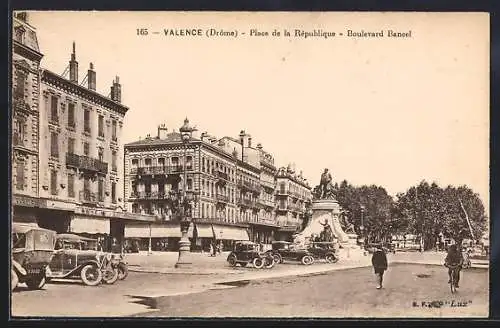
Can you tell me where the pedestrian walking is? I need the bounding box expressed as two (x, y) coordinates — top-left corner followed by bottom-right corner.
(371, 243), (388, 289)
(209, 243), (214, 257)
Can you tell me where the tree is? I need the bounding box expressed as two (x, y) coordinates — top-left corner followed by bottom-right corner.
(393, 181), (487, 250)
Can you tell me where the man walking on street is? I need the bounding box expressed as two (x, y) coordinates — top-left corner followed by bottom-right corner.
(371, 243), (388, 289)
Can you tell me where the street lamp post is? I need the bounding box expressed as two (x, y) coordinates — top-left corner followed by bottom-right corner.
(360, 205), (365, 252)
(175, 118), (197, 268)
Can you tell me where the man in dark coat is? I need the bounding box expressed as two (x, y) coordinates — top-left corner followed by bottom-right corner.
(319, 168), (332, 198)
(371, 243), (388, 289)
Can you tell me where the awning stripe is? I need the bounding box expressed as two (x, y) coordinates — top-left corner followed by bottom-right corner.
(70, 216), (110, 234)
(195, 224), (214, 238)
(212, 225), (249, 241)
(124, 223), (194, 238)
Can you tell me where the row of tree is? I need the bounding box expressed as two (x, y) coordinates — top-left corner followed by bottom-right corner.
(330, 180), (488, 250)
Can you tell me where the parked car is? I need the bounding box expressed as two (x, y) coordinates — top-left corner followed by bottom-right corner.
(267, 241), (314, 265)
(307, 242), (339, 263)
(48, 234), (119, 286)
(227, 241), (275, 269)
(12, 223), (57, 291)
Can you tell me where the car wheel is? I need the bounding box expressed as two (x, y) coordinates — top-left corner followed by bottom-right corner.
(272, 254), (282, 264)
(253, 257), (264, 269)
(301, 255), (310, 265)
(228, 255), (237, 267)
(11, 270), (18, 292)
(80, 264), (103, 286)
(264, 256), (275, 269)
(103, 268), (119, 284)
(117, 263), (129, 280)
(325, 253), (338, 263)
(26, 274), (46, 290)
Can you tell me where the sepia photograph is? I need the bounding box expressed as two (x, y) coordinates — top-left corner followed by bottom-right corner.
(10, 11), (490, 318)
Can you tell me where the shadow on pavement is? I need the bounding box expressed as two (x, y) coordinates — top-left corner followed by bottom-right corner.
(127, 295), (158, 309)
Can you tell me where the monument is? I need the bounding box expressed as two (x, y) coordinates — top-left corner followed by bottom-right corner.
(293, 169), (360, 251)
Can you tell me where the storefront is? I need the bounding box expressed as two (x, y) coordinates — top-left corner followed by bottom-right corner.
(212, 224), (250, 251)
(249, 222), (277, 248)
(11, 194), (42, 224)
(124, 222), (194, 251)
(193, 223), (215, 252)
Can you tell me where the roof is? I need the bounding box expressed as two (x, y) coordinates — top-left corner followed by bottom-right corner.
(56, 233), (97, 242)
(12, 223), (55, 234)
(125, 132), (195, 147)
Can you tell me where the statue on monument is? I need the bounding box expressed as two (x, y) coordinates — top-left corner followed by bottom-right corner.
(314, 168), (336, 200)
(319, 219), (334, 242)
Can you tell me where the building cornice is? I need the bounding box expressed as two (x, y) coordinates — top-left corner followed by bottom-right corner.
(41, 69), (129, 116)
(13, 41), (43, 62)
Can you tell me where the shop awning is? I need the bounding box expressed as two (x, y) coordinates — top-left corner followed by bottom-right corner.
(212, 225), (249, 241)
(124, 223), (194, 238)
(195, 224), (214, 238)
(70, 216), (110, 234)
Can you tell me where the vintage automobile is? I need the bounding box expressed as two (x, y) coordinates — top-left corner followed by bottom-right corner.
(307, 241), (339, 263)
(48, 234), (119, 286)
(227, 241), (275, 269)
(12, 223), (57, 291)
(267, 241), (314, 265)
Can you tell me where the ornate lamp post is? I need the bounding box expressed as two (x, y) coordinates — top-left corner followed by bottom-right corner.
(359, 205), (365, 251)
(175, 118), (197, 268)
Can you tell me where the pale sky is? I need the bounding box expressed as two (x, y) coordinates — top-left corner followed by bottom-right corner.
(24, 11), (490, 210)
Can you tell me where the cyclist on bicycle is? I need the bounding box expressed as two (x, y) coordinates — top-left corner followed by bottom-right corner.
(444, 244), (463, 288)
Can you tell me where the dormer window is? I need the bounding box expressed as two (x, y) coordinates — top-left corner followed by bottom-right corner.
(14, 26), (26, 43)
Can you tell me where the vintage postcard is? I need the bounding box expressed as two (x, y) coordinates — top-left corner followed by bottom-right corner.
(10, 11), (490, 318)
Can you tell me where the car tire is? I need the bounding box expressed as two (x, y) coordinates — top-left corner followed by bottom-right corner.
(25, 274), (46, 290)
(264, 256), (275, 269)
(228, 255), (237, 267)
(325, 253), (338, 264)
(103, 268), (119, 284)
(301, 255), (313, 265)
(117, 263), (129, 280)
(253, 257), (264, 269)
(80, 264), (103, 286)
(272, 254), (282, 264)
(11, 270), (18, 292)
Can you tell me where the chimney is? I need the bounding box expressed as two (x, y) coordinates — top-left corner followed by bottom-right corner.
(200, 132), (208, 141)
(157, 124), (168, 139)
(248, 136), (252, 148)
(110, 76), (122, 103)
(87, 63), (96, 91)
(256, 143), (263, 150)
(69, 42), (78, 83)
(239, 130), (246, 145)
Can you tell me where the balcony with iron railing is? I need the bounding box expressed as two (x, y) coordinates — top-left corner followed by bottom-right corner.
(66, 153), (108, 174)
(259, 198), (275, 208)
(216, 193), (230, 203)
(80, 190), (98, 205)
(129, 191), (171, 200)
(216, 170), (229, 182)
(276, 188), (289, 196)
(238, 180), (261, 194)
(288, 202), (304, 212)
(131, 165), (190, 176)
(260, 180), (275, 191)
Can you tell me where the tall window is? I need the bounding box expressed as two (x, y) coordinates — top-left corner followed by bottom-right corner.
(50, 170), (58, 195)
(84, 108), (90, 133)
(13, 118), (25, 146)
(112, 120), (117, 141)
(186, 156), (193, 170)
(98, 115), (104, 137)
(112, 151), (117, 172)
(67, 103), (75, 128)
(50, 132), (58, 158)
(68, 173), (75, 197)
(83, 142), (89, 156)
(111, 182), (116, 204)
(83, 176), (90, 191)
(50, 95), (58, 124)
(98, 147), (104, 162)
(14, 26), (25, 43)
(14, 70), (26, 99)
(16, 160), (25, 190)
(67, 138), (75, 154)
(98, 178), (104, 202)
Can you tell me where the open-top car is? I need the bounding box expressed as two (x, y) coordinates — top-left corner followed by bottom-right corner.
(227, 241), (275, 269)
(307, 241), (339, 263)
(267, 241), (314, 265)
(48, 234), (119, 286)
(12, 223), (57, 291)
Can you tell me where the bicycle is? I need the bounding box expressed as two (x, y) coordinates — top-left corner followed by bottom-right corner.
(447, 264), (461, 294)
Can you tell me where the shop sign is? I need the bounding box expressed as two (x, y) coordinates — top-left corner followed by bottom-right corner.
(12, 195), (43, 208)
